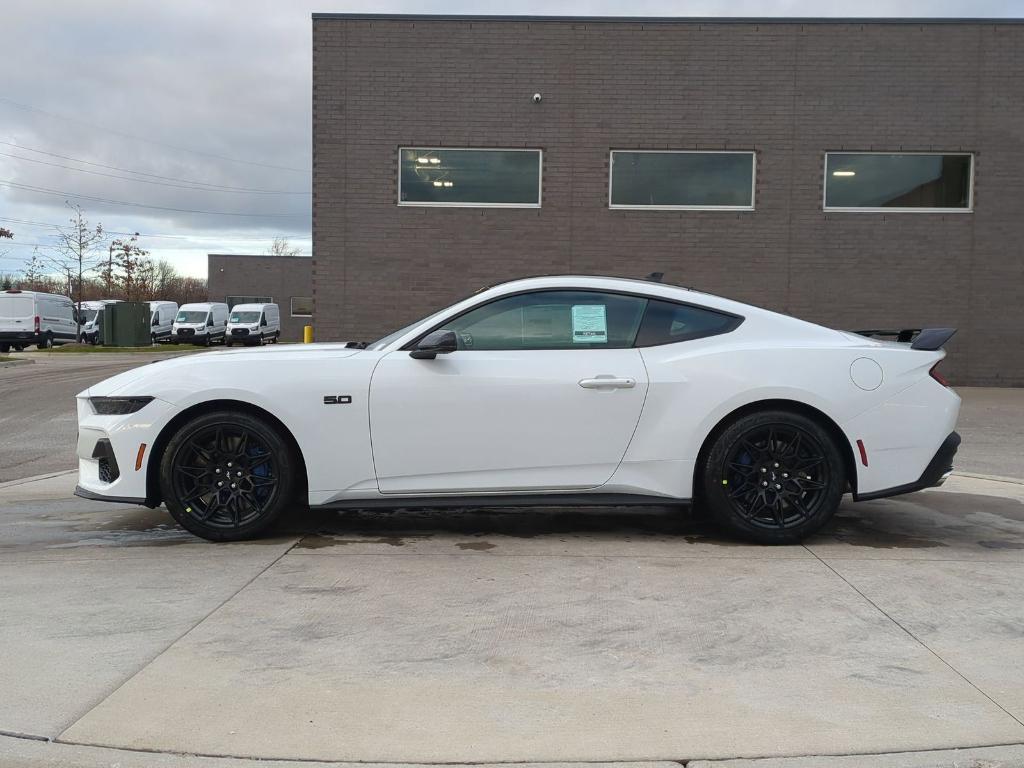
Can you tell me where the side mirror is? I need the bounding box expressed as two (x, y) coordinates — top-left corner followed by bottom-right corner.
(409, 329), (458, 359)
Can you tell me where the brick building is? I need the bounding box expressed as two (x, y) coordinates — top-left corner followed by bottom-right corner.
(312, 15), (1024, 385)
(207, 254), (313, 342)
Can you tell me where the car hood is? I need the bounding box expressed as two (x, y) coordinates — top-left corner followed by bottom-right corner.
(80, 343), (365, 399)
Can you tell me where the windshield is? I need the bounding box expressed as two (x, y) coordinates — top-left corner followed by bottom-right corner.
(366, 307), (450, 351)
(231, 311), (260, 324)
(176, 311), (209, 323)
(81, 309), (99, 322)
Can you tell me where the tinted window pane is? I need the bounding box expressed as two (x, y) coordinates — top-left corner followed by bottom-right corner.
(226, 295), (271, 309)
(635, 300), (740, 347)
(611, 152), (754, 208)
(400, 148), (541, 205)
(441, 291), (648, 350)
(290, 296), (313, 317)
(825, 154), (972, 209)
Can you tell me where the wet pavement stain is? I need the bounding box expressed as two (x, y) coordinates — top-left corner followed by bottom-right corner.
(296, 534), (423, 549)
(455, 541), (496, 551)
(824, 515), (948, 549)
(977, 540), (1024, 550)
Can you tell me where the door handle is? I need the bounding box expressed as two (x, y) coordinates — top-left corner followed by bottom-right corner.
(578, 376), (636, 390)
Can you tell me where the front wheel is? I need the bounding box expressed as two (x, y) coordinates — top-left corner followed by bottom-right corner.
(159, 411), (297, 541)
(37, 333), (53, 350)
(701, 410), (845, 544)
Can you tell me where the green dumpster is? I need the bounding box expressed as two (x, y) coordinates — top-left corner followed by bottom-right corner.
(101, 302), (152, 347)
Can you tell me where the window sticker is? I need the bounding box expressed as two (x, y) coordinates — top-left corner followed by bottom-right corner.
(572, 304), (608, 344)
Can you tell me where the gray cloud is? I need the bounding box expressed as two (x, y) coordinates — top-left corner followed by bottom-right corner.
(2, 0), (1018, 276)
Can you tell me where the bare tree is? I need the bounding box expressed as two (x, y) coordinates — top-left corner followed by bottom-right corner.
(267, 236), (301, 258)
(110, 233), (150, 302)
(21, 249), (45, 287)
(0, 227), (11, 264)
(56, 203), (104, 339)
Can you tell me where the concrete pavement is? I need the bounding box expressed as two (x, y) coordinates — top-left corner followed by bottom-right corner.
(2, 472), (1024, 764)
(0, 350), (193, 482)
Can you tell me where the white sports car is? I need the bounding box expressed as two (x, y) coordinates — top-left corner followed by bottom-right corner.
(75, 275), (961, 544)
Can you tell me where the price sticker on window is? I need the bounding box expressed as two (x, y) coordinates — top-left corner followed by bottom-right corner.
(572, 304), (608, 344)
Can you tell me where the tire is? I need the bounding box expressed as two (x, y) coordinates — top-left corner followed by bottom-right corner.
(270, 332), (279, 344)
(0, 343), (9, 354)
(202, 335), (211, 347)
(151, 334), (157, 345)
(226, 340), (234, 347)
(701, 410), (845, 545)
(37, 333), (53, 350)
(159, 410), (297, 541)
(13, 344), (24, 352)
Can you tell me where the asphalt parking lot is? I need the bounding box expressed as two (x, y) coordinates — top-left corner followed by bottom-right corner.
(2, 351), (1024, 767)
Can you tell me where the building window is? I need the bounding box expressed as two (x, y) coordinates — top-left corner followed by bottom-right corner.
(609, 151), (756, 210)
(291, 297), (313, 317)
(226, 295), (271, 309)
(398, 148), (542, 207)
(824, 153), (973, 212)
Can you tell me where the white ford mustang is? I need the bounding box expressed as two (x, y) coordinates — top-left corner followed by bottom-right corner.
(75, 275), (961, 544)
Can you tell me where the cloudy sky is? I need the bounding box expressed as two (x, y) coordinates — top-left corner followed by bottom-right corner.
(3, 0), (1020, 279)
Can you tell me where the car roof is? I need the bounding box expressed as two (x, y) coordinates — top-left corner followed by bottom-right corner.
(476, 275), (759, 317)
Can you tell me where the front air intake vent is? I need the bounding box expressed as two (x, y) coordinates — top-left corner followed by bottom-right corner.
(91, 439), (120, 484)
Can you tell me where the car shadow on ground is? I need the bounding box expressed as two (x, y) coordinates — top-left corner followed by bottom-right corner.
(270, 489), (1024, 553)
(14, 488), (1022, 552)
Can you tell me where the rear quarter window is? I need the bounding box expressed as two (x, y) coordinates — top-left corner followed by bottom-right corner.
(634, 299), (742, 347)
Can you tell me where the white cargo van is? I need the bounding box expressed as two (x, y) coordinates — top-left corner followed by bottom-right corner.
(226, 303), (281, 346)
(0, 290), (77, 351)
(77, 299), (121, 345)
(149, 301), (178, 343)
(172, 302), (229, 346)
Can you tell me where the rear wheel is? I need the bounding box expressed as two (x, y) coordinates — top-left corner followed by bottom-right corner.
(159, 411), (297, 541)
(701, 410), (845, 544)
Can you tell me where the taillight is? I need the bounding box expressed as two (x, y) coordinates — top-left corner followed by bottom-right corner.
(34, 315), (40, 333)
(930, 362), (951, 387)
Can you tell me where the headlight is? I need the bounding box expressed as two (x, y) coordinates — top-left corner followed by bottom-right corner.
(90, 396), (154, 415)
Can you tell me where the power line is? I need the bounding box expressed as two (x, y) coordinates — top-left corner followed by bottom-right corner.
(0, 179), (307, 218)
(0, 96), (310, 174)
(0, 216), (310, 242)
(0, 141), (309, 194)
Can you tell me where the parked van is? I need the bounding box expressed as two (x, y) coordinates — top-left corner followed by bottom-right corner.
(226, 303), (281, 346)
(0, 290), (77, 351)
(149, 301), (178, 343)
(77, 299), (121, 345)
(172, 302), (229, 346)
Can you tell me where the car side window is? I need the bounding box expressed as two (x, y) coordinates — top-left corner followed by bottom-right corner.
(440, 291), (648, 350)
(634, 299), (741, 347)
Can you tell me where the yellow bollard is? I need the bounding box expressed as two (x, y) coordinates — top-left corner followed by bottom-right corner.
(303, 325), (314, 344)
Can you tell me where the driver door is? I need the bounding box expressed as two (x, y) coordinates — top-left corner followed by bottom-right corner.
(368, 290), (650, 495)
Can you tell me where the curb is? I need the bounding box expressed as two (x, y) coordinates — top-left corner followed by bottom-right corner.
(0, 469), (76, 490)
(953, 471), (1024, 486)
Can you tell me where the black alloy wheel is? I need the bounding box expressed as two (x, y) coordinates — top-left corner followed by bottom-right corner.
(159, 411), (296, 541)
(702, 410), (845, 544)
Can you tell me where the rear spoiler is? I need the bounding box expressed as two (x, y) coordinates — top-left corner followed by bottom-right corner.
(853, 327), (957, 351)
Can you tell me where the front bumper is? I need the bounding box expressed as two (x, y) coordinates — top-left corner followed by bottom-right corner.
(76, 395), (177, 504)
(856, 432), (961, 501)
